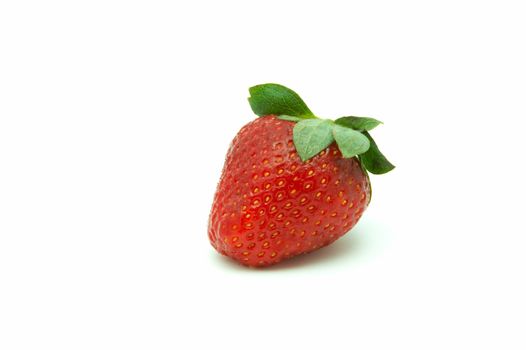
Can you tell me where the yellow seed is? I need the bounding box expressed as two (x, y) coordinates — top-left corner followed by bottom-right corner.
(301, 217), (308, 223)
(263, 171), (270, 177)
(264, 195), (271, 203)
(299, 197), (307, 204)
(322, 163), (328, 169)
(253, 174), (258, 180)
(232, 236), (239, 242)
(335, 180), (341, 185)
(304, 183), (312, 189)
(276, 213), (284, 220)
(338, 191), (344, 197)
(307, 170), (315, 176)
(245, 213), (251, 219)
(341, 199), (348, 206)
(253, 187), (259, 194)
(235, 243), (242, 248)
(311, 231), (317, 236)
(285, 220), (291, 226)
(269, 222), (276, 229)
(291, 164), (297, 170)
(277, 168), (284, 174)
(271, 231), (279, 238)
(284, 202), (292, 209)
(253, 199), (261, 206)
(331, 212), (337, 217)
(242, 251), (249, 256)
(263, 241), (270, 248)
(265, 183), (271, 189)
(300, 230), (306, 237)
(320, 150), (326, 156)
(321, 178), (327, 184)
(290, 189), (297, 195)
(315, 191), (322, 198)
(277, 180), (285, 186)
(257, 252), (265, 257)
(315, 220), (321, 226)
(349, 202), (354, 208)
(326, 195), (332, 202)
(263, 159), (269, 164)
(270, 252), (277, 258)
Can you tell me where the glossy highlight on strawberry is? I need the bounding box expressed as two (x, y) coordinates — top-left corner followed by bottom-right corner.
(208, 84), (394, 267)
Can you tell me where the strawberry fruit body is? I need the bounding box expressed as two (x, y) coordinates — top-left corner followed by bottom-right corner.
(208, 84), (394, 267)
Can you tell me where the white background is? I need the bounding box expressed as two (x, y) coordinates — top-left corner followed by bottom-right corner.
(1, 1), (525, 349)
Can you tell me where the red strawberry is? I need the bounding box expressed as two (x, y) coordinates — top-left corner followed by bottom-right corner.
(209, 84), (394, 267)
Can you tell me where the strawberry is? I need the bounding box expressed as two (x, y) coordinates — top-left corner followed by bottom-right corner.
(208, 84), (394, 267)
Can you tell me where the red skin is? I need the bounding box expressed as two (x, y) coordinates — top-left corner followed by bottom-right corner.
(208, 116), (371, 267)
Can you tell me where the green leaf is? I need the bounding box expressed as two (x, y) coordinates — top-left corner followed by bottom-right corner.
(248, 83), (314, 118)
(332, 124), (370, 158)
(335, 116), (382, 131)
(359, 131), (395, 174)
(293, 119), (334, 161)
(277, 115), (303, 122)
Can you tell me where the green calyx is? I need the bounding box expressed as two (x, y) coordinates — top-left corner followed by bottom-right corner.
(248, 83), (395, 175)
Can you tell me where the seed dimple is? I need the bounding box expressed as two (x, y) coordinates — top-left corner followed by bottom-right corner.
(341, 199), (348, 206)
(232, 236), (239, 242)
(271, 231), (279, 239)
(252, 174), (258, 180)
(263, 171), (270, 177)
(245, 213), (251, 219)
(252, 187), (259, 194)
(270, 252), (277, 258)
(235, 242), (243, 248)
(291, 164), (297, 171)
(319, 150), (326, 156)
(232, 225), (238, 230)
(289, 189), (297, 196)
(311, 231), (318, 236)
(299, 197), (308, 205)
(321, 178), (328, 184)
(315, 220), (321, 226)
(330, 212), (338, 217)
(258, 233), (266, 240)
(257, 251), (265, 257)
(268, 222), (276, 229)
(276, 213), (284, 220)
(335, 179), (341, 185)
(262, 241), (270, 248)
(269, 205), (277, 213)
(315, 191), (322, 199)
(263, 159), (269, 164)
(284, 201), (292, 209)
(326, 195), (332, 202)
(349, 202), (354, 208)
(277, 179), (285, 186)
(252, 199), (261, 207)
(284, 220), (291, 226)
(301, 217), (308, 223)
(276, 192), (285, 201)
(300, 230), (306, 237)
(244, 222), (253, 229)
(264, 195), (271, 203)
(322, 163), (328, 169)
(277, 168), (284, 174)
(247, 233), (255, 240)
(275, 155), (283, 163)
(242, 251), (249, 256)
(307, 170), (315, 176)
(338, 191), (344, 197)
